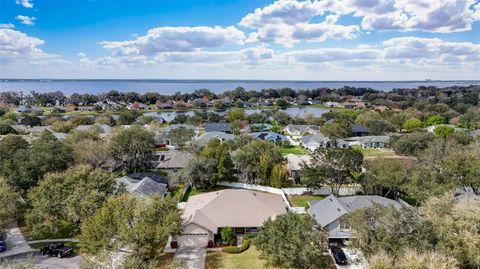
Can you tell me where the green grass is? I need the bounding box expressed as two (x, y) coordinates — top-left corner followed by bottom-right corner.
(205, 247), (335, 269)
(280, 145), (309, 155)
(352, 145), (396, 157)
(288, 195), (326, 208)
(181, 185), (229, 202)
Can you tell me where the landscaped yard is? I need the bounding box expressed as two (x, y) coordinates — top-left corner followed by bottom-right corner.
(205, 247), (275, 269)
(205, 247), (336, 269)
(288, 195), (326, 208)
(352, 145), (396, 157)
(180, 185), (229, 202)
(280, 145), (309, 155)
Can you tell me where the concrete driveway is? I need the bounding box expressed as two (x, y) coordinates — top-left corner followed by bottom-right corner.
(173, 247), (206, 269)
(332, 248), (366, 269)
(1, 252), (83, 269)
(0, 222), (34, 259)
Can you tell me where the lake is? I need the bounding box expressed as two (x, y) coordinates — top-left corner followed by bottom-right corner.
(144, 107), (330, 122)
(1, 80), (479, 95)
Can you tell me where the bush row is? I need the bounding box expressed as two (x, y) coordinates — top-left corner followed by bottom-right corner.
(222, 238), (250, 254)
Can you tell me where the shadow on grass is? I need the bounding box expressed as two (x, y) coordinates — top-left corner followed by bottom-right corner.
(205, 252), (224, 269)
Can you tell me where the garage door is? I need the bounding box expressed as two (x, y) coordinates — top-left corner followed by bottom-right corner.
(177, 234), (209, 247)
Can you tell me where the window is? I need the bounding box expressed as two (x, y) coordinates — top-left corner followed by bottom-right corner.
(339, 222), (351, 231)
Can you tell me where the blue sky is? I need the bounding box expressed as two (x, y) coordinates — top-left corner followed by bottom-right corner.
(0, 0), (479, 79)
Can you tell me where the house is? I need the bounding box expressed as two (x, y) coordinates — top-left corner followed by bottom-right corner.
(249, 132), (288, 143)
(17, 105), (42, 113)
(164, 124), (195, 133)
(344, 136), (391, 149)
(52, 132), (68, 140)
(324, 101), (340, 108)
(195, 131), (235, 144)
(308, 195), (403, 241)
(471, 129), (479, 139)
(116, 172), (168, 199)
(351, 124), (370, 136)
(250, 123), (273, 132)
(155, 149), (195, 172)
(28, 126), (53, 136)
(128, 102), (149, 110)
(204, 122), (231, 133)
(77, 106), (95, 112)
(285, 154), (311, 183)
(174, 189), (287, 247)
(74, 124), (112, 137)
(300, 133), (336, 151)
(283, 124), (319, 137)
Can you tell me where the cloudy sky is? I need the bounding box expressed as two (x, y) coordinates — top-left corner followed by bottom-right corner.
(0, 0), (479, 80)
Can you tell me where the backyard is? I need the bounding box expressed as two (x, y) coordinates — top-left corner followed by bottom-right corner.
(352, 145), (396, 157)
(280, 145), (309, 155)
(288, 195), (326, 208)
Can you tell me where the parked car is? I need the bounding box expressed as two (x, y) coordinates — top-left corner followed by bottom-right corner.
(0, 240), (6, 252)
(40, 243), (73, 258)
(331, 246), (348, 265)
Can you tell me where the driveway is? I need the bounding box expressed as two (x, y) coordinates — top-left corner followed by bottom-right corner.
(0, 222), (34, 259)
(332, 248), (366, 269)
(1, 252), (83, 269)
(173, 247), (206, 269)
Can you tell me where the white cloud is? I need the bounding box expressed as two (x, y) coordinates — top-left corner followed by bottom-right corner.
(239, 0), (360, 46)
(101, 26), (245, 56)
(15, 15), (36, 26)
(0, 23), (15, 29)
(15, 0), (33, 8)
(0, 29), (59, 63)
(345, 0), (480, 32)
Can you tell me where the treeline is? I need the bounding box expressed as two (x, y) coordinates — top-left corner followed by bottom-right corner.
(1, 85), (478, 108)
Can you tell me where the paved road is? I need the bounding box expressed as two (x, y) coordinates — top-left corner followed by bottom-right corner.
(0, 222), (34, 259)
(1, 252), (83, 269)
(173, 247), (206, 269)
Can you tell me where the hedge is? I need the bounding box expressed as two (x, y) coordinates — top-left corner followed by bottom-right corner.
(222, 238), (250, 254)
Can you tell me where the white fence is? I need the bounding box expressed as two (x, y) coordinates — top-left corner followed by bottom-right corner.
(282, 186), (360, 196)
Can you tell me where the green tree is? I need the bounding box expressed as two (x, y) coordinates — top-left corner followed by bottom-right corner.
(25, 166), (116, 238)
(65, 129), (111, 169)
(320, 120), (352, 139)
(234, 140), (284, 184)
(270, 164), (287, 188)
(180, 156), (217, 188)
(117, 110), (139, 125)
(301, 148), (363, 195)
(168, 127), (195, 148)
(254, 213), (324, 269)
(0, 177), (17, 234)
(0, 124), (17, 135)
(220, 226), (237, 246)
(424, 115), (446, 126)
(213, 100), (224, 109)
(275, 98), (289, 109)
(344, 204), (433, 257)
(110, 125), (156, 173)
(225, 108), (246, 123)
(367, 249), (458, 269)
(78, 195), (181, 267)
(363, 159), (409, 198)
(21, 115), (42, 127)
(402, 118), (422, 131)
(391, 132), (435, 156)
(200, 139), (235, 182)
(433, 125), (454, 138)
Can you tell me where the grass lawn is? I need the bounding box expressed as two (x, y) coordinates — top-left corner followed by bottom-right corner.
(156, 253), (175, 269)
(205, 247), (275, 269)
(280, 145), (309, 155)
(205, 247), (336, 269)
(181, 185), (229, 202)
(288, 195), (326, 208)
(352, 145), (396, 157)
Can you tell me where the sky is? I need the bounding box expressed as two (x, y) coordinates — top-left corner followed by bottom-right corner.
(0, 0), (479, 80)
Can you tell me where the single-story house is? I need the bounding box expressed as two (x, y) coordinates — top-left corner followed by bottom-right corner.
(285, 154), (311, 182)
(300, 133), (338, 151)
(52, 132), (68, 140)
(344, 136), (391, 149)
(249, 132), (288, 143)
(195, 131), (235, 144)
(28, 126), (53, 136)
(163, 124), (195, 133)
(77, 106), (95, 112)
(283, 124), (319, 137)
(17, 105), (42, 113)
(308, 195), (402, 240)
(204, 123), (231, 134)
(75, 124), (112, 137)
(174, 189), (287, 247)
(351, 124), (370, 137)
(155, 149), (195, 172)
(116, 172), (168, 199)
(249, 123), (273, 132)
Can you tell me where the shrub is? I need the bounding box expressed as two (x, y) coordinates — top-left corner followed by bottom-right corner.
(0, 125), (18, 135)
(220, 226), (237, 246)
(223, 238), (250, 254)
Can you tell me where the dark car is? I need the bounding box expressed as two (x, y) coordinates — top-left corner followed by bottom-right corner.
(40, 243), (73, 258)
(0, 240), (6, 252)
(331, 247), (348, 265)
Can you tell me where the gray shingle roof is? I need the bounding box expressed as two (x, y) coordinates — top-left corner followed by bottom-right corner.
(156, 150), (195, 169)
(195, 131), (235, 143)
(351, 124), (370, 134)
(308, 195), (402, 228)
(204, 122), (231, 133)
